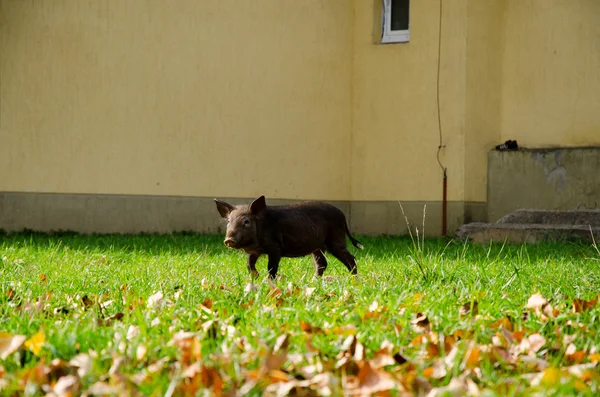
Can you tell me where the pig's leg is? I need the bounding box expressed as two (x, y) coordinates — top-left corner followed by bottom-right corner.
(267, 253), (282, 279)
(312, 250), (328, 277)
(328, 244), (358, 275)
(247, 254), (260, 279)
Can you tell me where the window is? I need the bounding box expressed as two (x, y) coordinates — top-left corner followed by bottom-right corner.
(381, 0), (410, 44)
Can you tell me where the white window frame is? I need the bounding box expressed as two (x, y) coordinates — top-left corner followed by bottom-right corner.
(381, 0), (410, 44)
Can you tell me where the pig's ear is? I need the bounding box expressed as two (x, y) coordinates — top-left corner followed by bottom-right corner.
(214, 199), (235, 218)
(250, 195), (266, 214)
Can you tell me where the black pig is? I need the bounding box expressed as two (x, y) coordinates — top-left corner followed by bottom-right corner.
(214, 195), (363, 279)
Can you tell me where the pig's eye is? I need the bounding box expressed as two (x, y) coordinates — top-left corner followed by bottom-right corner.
(243, 219), (251, 227)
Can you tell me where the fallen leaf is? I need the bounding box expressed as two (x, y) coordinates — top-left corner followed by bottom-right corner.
(0, 332), (26, 360)
(490, 317), (512, 331)
(491, 346), (515, 364)
(565, 343), (577, 356)
(526, 293), (548, 310)
(126, 325), (140, 341)
(460, 300), (479, 317)
(540, 367), (562, 386)
(528, 333), (546, 354)
(411, 313), (431, 332)
(147, 291), (164, 308)
(201, 297), (213, 310)
(100, 312), (124, 326)
(69, 353), (92, 377)
(303, 287), (316, 297)
(573, 298), (597, 313)
(300, 321), (323, 334)
(48, 375), (79, 396)
(24, 330), (45, 356)
(423, 360), (447, 380)
(39, 273), (47, 283)
(350, 360), (400, 394)
(466, 346), (481, 369)
(263, 334), (290, 373)
(567, 350), (587, 364)
(81, 295), (94, 309)
(147, 357), (170, 373)
(86, 381), (121, 395)
(136, 344), (147, 362)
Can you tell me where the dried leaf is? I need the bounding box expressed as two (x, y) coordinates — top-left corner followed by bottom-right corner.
(490, 317), (512, 331)
(303, 287), (316, 298)
(136, 344), (147, 362)
(49, 375), (79, 396)
(466, 347), (481, 369)
(540, 367), (562, 386)
(201, 297), (213, 310)
(300, 321), (323, 334)
(423, 360), (447, 380)
(567, 350), (587, 364)
(0, 332), (26, 360)
(526, 293), (548, 310)
(573, 298), (597, 313)
(100, 312), (124, 326)
(350, 361), (400, 394)
(411, 313), (431, 332)
(39, 273), (47, 283)
(460, 300), (479, 317)
(69, 353), (92, 377)
(81, 295), (94, 308)
(147, 291), (164, 308)
(264, 334), (290, 373)
(528, 333), (546, 354)
(126, 325), (140, 341)
(86, 381), (121, 395)
(147, 357), (170, 374)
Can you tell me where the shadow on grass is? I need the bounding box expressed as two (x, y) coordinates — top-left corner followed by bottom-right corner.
(0, 231), (597, 263)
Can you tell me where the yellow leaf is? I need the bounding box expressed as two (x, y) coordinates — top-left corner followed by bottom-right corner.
(24, 331), (45, 356)
(541, 367), (561, 386)
(589, 353), (600, 363)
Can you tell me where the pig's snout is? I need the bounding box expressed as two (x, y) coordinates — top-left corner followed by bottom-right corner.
(224, 237), (237, 248)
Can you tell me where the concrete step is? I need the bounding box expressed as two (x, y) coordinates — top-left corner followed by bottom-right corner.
(497, 209), (600, 227)
(456, 222), (600, 244)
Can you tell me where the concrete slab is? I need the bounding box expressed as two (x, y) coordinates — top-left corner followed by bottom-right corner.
(457, 208), (600, 244)
(457, 221), (600, 244)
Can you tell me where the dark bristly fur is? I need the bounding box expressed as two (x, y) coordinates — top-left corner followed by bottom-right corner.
(214, 195), (363, 279)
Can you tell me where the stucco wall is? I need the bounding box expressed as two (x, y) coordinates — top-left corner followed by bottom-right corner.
(351, 0), (467, 202)
(1, 0), (599, 235)
(500, 0), (600, 148)
(0, 0), (353, 200)
(464, 0), (505, 203)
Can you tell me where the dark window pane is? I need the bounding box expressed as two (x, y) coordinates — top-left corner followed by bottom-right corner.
(391, 0), (409, 31)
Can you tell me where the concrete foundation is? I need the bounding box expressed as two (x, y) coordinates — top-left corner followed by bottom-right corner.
(488, 147), (600, 222)
(0, 192), (485, 236)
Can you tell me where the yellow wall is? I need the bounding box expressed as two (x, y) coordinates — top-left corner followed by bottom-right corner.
(0, 0), (353, 200)
(1, 0), (599, 209)
(351, 0), (467, 202)
(464, 0), (505, 202)
(501, 0), (600, 148)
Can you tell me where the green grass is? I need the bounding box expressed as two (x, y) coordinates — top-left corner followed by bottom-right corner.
(1, 232), (600, 396)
